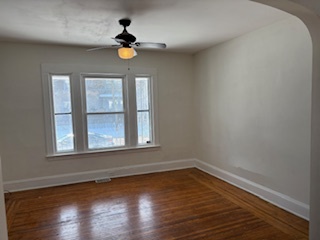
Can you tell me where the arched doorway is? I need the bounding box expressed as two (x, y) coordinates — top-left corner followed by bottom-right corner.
(253, 0), (320, 239)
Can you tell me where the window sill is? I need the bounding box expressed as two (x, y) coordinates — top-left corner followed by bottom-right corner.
(46, 144), (161, 160)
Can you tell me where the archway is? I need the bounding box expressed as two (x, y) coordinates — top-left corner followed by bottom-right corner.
(0, 157), (8, 240)
(252, 0), (320, 239)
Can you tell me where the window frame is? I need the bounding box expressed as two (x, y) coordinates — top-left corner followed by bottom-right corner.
(42, 64), (159, 157)
(81, 74), (127, 151)
(135, 76), (154, 145)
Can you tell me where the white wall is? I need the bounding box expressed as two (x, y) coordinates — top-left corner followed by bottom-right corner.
(0, 43), (195, 181)
(194, 16), (312, 205)
(289, 0), (320, 16)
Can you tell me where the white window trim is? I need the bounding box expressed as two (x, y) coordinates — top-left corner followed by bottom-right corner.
(41, 63), (160, 158)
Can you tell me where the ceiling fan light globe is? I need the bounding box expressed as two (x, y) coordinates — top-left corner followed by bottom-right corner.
(118, 47), (135, 59)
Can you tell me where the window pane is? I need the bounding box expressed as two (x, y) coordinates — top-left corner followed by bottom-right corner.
(137, 111), (151, 144)
(55, 114), (74, 152)
(85, 78), (123, 113)
(87, 114), (125, 149)
(52, 76), (72, 114)
(136, 77), (150, 111)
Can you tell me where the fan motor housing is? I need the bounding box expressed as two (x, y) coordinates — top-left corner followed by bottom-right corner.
(116, 18), (136, 43)
(116, 32), (136, 43)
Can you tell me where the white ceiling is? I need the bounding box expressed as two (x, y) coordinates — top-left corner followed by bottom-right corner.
(0, 0), (292, 53)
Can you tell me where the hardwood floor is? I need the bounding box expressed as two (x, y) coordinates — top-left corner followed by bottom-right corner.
(5, 168), (308, 240)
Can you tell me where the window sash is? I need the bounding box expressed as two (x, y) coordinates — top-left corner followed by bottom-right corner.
(136, 77), (153, 145)
(50, 75), (75, 153)
(84, 77), (124, 113)
(86, 112), (125, 149)
(54, 113), (74, 152)
(82, 75), (128, 150)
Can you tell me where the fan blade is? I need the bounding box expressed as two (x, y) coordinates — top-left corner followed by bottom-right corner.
(87, 45), (120, 51)
(134, 42), (166, 49)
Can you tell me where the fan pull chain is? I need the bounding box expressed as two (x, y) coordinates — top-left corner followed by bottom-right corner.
(127, 59), (130, 71)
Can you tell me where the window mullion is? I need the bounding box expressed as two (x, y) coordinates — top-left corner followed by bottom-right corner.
(127, 74), (138, 147)
(72, 73), (85, 152)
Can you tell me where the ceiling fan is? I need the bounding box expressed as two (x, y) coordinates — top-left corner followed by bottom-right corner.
(87, 18), (167, 59)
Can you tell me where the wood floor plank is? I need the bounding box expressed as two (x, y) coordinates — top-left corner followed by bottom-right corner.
(5, 168), (308, 240)
(187, 169), (308, 239)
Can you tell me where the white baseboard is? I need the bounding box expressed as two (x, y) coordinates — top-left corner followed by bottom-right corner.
(3, 159), (196, 192)
(3, 158), (309, 220)
(195, 159), (309, 220)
